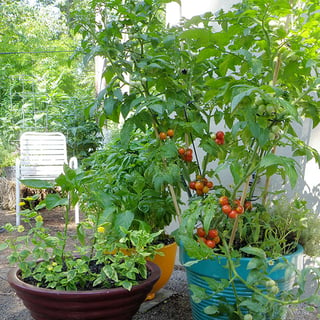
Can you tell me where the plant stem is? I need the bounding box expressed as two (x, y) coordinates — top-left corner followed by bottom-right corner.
(152, 120), (182, 223)
(61, 197), (70, 260)
(229, 177), (251, 247)
(223, 240), (320, 306)
(261, 146), (277, 206)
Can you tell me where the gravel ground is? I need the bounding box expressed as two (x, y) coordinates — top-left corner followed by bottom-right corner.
(0, 209), (319, 319)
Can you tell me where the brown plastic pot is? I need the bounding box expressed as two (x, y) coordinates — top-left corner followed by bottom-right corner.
(8, 261), (160, 320)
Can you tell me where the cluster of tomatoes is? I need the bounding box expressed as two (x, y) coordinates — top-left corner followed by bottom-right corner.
(219, 196), (252, 219)
(159, 129), (174, 140)
(196, 227), (220, 248)
(178, 147), (193, 162)
(189, 176), (214, 195)
(211, 130), (225, 145)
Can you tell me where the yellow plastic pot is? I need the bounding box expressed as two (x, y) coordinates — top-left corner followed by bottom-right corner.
(146, 241), (177, 300)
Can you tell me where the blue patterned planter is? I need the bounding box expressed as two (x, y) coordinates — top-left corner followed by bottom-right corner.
(180, 245), (304, 320)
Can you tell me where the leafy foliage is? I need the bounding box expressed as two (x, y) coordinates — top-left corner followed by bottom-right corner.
(2, 168), (162, 291)
(81, 131), (177, 232)
(0, 1), (100, 162)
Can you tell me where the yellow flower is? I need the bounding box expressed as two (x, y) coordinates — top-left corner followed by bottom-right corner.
(19, 202), (26, 206)
(52, 262), (57, 267)
(97, 226), (105, 233)
(17, 225), (25, 233)
(47, 266), (53, 271)
(35, 215), (43, 223)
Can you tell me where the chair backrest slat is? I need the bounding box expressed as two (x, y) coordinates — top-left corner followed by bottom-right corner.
(18, 132), (67, 180)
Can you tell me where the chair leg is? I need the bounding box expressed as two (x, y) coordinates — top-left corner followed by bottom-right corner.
(75, 202), (80, 225)
(16, 179), (21, 226)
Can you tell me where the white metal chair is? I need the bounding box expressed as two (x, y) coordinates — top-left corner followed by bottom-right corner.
(15, 132), (79, 225)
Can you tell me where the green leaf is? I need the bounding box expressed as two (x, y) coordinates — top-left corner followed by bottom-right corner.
(247, 257), (265, 270)
(45, 194), (68, 210)
(104, 97), (116, 116)
(114, 210), (134, 236)
(190, 284), (211, 303)
(120, 119), (134, 148)
(77, 223), (86, 246)
(204, 305), (219, 316)
(20, 179), (53, 189)
(240, 246), (266, 258)
(231, 88), (255, 110)
(180, 29), (213, 46)
(0, 242), (8, 250)
(248, 122), (269, 146)
(260, 154), (298, 187)
(148, 104), (163, 115)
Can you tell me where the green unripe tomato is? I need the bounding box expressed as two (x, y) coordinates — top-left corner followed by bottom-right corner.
(269, 132), (276, 140)
(255, 98), (264, 106)
(211, 133), (216, 140)
(270, 285), (279, 294)
(271, 125), (281, 134)
(271, 126), (281, 136)
(266, 279), (276, 287)
(266, 104), (275, 114)
(258, 105), (266, 114)
(244, 314), (253, 320)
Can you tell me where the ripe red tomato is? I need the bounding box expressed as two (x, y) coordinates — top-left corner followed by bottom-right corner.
(222, 204), (232, 214)
(185, 148), (193, 156)
(196, 227), (206, 237)
(245, 201), (253, 211)
(167, 129), (174, 137)
(213, 236), (220, 244)
(159, 132), (167, 140)
(189, 181), (196, 190)
(206, 181), (213, 188)
(228, 210), (238, 219)
(206, 239), (216, 248)
(178, 148), (185, 155)
(215, 138), (224, 145)
(233, 199), (241, 206)
(195, 181), (204, 191)
(184, 154), (193, 162)
(219, 196), (229, 206)
(236, 205), (244, 214)
(198, 237), (206, 244)
(208, 229), (219, 239)
(216, 131), (225, 139)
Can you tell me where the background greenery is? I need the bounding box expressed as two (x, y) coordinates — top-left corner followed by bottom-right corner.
(0, 0), (102, 164)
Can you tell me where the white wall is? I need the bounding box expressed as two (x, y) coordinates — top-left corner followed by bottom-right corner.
(166, 0), (239, 25)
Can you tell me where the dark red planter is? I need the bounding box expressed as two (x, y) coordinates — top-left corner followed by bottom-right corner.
(8, 261), (160, 320)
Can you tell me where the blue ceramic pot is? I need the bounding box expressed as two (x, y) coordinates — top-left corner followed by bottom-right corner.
(180, 245), (304, 320)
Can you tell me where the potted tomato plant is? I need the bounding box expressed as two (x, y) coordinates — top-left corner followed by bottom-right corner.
(70, 0), (320, 318)
(1, 166), (161, 320)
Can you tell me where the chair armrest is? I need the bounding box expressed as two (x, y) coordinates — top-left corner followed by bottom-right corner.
(69, 157), (78, 169)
